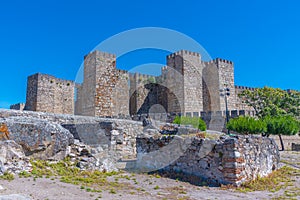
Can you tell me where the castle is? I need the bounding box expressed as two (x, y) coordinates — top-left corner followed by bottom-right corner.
(11, 50), (255, 130)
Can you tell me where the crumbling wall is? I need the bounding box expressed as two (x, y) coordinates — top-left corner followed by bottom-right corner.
(136, 135), (279, 186)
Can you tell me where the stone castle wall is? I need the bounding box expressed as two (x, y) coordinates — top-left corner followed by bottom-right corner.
(234, 86), (256, 112)
(165, 54), (184, 114)
(181, 51), (203, 116)
(21, 50), (257, 132)
(215, 58), (236, 111)
(25, 73), (74, 114)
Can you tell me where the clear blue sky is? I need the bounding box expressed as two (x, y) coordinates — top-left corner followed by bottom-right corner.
(0, 0), (299, 108)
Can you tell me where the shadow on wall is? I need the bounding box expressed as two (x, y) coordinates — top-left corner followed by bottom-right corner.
(130, 83), (180, 116)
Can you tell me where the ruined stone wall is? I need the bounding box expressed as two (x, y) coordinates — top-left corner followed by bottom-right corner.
(137, 135), (279, 186)
(25, 73), (75, 114)
(0, 108), (143, 160)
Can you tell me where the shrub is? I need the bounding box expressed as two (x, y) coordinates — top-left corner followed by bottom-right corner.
(263, 115), (299, 137)
(173, 116), (206, 131)
(226, 116), (266, 135)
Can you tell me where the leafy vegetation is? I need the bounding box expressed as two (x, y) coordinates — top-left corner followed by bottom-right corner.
(227, 115), (300, 150)
(173, 116), (207, 131)
(0, 172), (14, 181)
(239, 87), (300, 118)
(264, 115), (300, 150)
(23, 158), (128, 192)
(226, 116), (266, 135)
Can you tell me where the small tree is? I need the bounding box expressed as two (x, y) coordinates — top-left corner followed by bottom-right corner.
(263, 116), (300, 151)
(226, 116), (267, 135)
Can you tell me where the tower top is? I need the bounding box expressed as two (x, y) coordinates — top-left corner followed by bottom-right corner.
(167, 50), (201, 59)
(84, 50), (116, 60)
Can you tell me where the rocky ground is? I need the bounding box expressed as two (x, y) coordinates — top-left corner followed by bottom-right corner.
(0, 151), (299, 200)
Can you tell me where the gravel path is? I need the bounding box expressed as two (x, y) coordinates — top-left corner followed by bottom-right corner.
(0, 151), (299, 200)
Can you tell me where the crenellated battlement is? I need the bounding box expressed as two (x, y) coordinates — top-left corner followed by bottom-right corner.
(235, 85), (256, 91)
(213, 58), (233, 64)
(129, 72), (158, 80)
(167, 50), (201, 59)
(84, 50), (116, 60)
(117, 69), (128, 75)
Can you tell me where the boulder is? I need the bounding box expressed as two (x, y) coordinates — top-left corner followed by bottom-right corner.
(0, 140), (31, 175)
(0, 117), (74, 160)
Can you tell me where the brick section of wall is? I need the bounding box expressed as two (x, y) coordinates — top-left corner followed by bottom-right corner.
(25, 73), (75, 114)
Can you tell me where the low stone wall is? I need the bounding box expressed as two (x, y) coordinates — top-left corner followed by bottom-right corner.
(136, 135), (279, 186)
(292, 143), (300, 151)
(270, 134), (300, 150)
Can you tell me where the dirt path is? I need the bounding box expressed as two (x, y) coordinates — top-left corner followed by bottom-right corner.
(0, 151), (299, 200)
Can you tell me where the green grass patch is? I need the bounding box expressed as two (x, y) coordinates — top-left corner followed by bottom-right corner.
(0, 172), (14, 181)
(234, 166), (300, 193)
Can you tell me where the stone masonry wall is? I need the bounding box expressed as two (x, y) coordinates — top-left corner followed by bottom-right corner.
(215, 58), (236, 112)
(182, 51), (203, 116)
(76, 51), (129, 117)
(234, 86), (256, 112)
(202, 61), (221, 112)
(136, 135), (279, 186)
(113, 69), (130, 117)
(166, 53), (184, 114)
(129, 73), (158, 115)
(25, 73), (75, 114)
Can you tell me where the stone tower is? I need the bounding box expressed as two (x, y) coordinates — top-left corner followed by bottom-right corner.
(25, 73), (75, 114)
(75, 51), (129, 117)
(166, 50), (203, 116)
(214, 58), (236, 111)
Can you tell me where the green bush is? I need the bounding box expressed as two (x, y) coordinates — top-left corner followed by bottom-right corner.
(263, 115), (300, 136)
(226, 116), (266, 135)
(173, 116), (207, 131)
